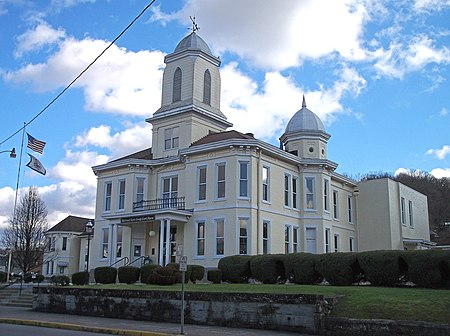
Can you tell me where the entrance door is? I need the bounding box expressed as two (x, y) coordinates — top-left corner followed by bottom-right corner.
(305, 227), (317, 253)
(160, 225), (177, 265)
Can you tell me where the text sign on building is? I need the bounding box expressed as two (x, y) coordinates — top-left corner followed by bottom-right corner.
(121, 215), (155, 224)
(179, 256), (188, 272)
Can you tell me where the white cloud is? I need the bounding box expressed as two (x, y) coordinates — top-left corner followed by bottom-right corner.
(414, 0), (450, 12)
(154, 0), (370, 70)
(430, 168), (450, 178)
(439, 107), (449, 116)
(427, 145), (450, 159)
(50, 0), (96, 11)
(373, 35), (450, 78)
(75, 123), (153, 159)
(5, 31), (165, 116)
(221, 63), (366, 139)
(15, 21), (65, 57)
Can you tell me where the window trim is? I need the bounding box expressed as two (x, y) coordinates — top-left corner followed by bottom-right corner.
(262, 166), (270, 202)
(196, 220), (206, 257)
(333, 189), (339, 219)
(118, 179), (126, 211)
(292, 176), (298, 209)
(101, 227), (109, 259)
(284, 174), (291, 207)
(349, 237), (354, 252)
(216, 162), (226, 200)
(305, 177), (316, 210)
(334, 233), (340, 252)
(239, 161), (249, 198)
(262, 220), (270, 255)
(401, 197), (406, 225)
(325, 228), (331, 253)
(214, 218), (225, 257)
(408, 200), (414, 228)
(164, 126), (179, 150)
(104, 181), (112, 212)
(197, 166), (207, 202)
(238, 217), (249, 255)
(173, 67), (182, 102)
(203, 69), (211, 105)
(348, 195), (353, 223)
(324, 178), (330, 212)
(135, 176), (146, 209)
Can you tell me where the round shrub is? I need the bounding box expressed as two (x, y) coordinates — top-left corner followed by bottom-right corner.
(358, 250), (405, 287)
(94, 266), (117, 284)
(402, 250), (450, 288)
(140, 264), (162, 284)
(35, 274), (45, 283)
(0, 271), (7, 283)
(207, 269), (222, 284)
(218, 255), (252, 283)
(147, 266), (178, 285)
(283, 253), (321, 284)
(72, 271), (89, 285)
(316, 253), (363, 286)
(250, 254), (286, 284)
(189, 265), (205, 283)
(118, 266), (140, 284)
(167, 263), (191, 283)
(50, 275), (70, 286)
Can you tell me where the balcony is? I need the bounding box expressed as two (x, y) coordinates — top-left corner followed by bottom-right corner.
(133, 197), (186, 212)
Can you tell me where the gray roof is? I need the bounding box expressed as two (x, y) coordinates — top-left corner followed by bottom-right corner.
(285, 96), (325, 133)
(46, 215), (93, 233)
(174, 32), (212, 55)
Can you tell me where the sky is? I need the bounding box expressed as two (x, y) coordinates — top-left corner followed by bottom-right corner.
(0, 0), (449, 230)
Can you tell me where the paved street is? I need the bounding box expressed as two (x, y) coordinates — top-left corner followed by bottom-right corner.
(0, 305), (317, 336)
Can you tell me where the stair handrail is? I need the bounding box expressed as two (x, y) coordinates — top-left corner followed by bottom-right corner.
(110, 256), (129, 268)
(127, 255), (151, 267)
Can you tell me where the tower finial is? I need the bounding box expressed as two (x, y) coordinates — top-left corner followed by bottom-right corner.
(189, 16), (199, 33)
(302, 95), (306, 108)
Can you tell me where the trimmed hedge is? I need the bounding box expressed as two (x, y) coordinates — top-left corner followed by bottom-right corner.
(94, 266), (117, 284)
(402, 250), (450, 288)
(189, 265), (205, 283)
(50, 275), (70, 286)
(357, 250), (406, 287)
(72, 271), (89, 285)
(140, 264), (162, 284)
(218, 255), (252, 283)
(207, 269), (222, 284)
(250, 254), (285, 284)
(118, 266), (140, 284)
(147, 266), (178, 285)
(283, 253), (321, 284)
(316, 252), (363, 286)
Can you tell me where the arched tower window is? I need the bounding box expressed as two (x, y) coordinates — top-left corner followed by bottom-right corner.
(203, 69), (211, 105)
(173, 67), (182, 102)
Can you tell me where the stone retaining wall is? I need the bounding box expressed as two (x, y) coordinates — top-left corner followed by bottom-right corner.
(33, 287), (330, 334)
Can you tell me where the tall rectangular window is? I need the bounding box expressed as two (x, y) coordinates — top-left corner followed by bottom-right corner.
(408, 200), (414, 227)
(215, 219), (224, 256)
(216, 163), (226, 199)
(292, 177), (298, 209)
(116, 226), (123, 258)
(325, 228), (331, 253)
(333, 190), (339, 219)
(104, 182), (112, 212)
(293, 226), (299, 252)
(135, 177), (145, 208)
(118, 179), (126, 210)
(349, 237), (354, 252)
(196, 221), (205, 256)
(239, 161), (249, 197)
(285, 225), (290, 254)
(239, 218), (248, 255)
(262, 166), (269, 202)
(162, 176), (178, 206)
(401, 197), (406, 225)
(62, 237), (67, 251)
(284, 174), (290, 207)
(348, 195), (353, 223)
(197, 166), (207, 201)
(324, 179), (329, 211)
(262, 221), (269, 254)
(334, 234), (340, 252)
(305, 177), (315, 209)
(164, 126), (179, 150)
(101, 228), (109, 259)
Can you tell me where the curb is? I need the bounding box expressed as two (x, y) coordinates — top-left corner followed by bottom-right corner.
(0, 318), (173, 336)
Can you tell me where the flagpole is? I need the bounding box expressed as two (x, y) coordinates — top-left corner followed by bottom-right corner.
(13, 123), (26, 216)
(7, 123), (25, 284)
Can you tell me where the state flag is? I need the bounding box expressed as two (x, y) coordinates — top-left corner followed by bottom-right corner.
(26, 153), (46, 175)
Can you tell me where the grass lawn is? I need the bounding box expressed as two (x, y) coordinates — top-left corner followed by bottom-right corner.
(85, 283), (450, 323)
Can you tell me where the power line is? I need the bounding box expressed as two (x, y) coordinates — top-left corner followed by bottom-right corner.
(0, 0), (157, 146)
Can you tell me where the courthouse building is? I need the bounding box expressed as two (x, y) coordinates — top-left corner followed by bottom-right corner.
(75, 31), (432, 272)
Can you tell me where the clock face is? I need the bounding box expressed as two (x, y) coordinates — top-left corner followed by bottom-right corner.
(309, 146), (314, 153)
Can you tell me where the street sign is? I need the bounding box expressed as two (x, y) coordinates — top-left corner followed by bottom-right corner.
(179, 255), (188, 272)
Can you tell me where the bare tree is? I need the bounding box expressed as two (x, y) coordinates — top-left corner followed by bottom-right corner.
(1, 186), (48, 274)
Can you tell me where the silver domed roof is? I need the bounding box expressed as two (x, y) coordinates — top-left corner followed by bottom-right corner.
(285, 96), (325, 133)
(174, 32), (212, 55)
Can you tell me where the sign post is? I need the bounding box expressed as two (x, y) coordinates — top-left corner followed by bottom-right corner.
(179, 255), (188, 335)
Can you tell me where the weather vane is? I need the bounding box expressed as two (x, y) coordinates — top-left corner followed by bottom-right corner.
(189, 16), (199, 33)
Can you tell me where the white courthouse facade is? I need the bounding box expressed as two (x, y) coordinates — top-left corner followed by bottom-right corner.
(86, 32), (432, 271)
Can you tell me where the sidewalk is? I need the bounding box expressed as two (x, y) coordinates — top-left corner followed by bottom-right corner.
(0, 305), (313, 336)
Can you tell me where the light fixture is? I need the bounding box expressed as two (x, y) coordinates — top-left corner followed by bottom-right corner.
(0, 148), (16, 158)
(149, 223), (156, 237)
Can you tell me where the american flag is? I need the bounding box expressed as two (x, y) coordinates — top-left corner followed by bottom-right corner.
(27, 133), (46, 154)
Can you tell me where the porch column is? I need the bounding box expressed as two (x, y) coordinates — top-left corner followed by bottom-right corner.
(159, 220), (165, 265)
(165, 219), (171, 265)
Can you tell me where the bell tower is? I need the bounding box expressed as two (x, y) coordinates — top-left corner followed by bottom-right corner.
(147, 30), (232, 159)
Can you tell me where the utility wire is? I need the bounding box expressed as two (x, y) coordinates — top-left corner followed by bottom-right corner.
(0, 0), (157, 146)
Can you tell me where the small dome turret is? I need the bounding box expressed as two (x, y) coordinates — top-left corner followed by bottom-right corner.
(174, 32), (213, 56)
(285, 96), (325, 133)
